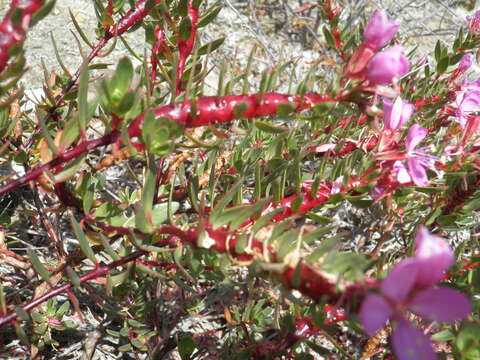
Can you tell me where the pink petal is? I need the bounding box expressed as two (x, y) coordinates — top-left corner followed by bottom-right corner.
(406, 124), (428, 152)
(381, 258), (419, 303)
(408, 287), (471, 322)
(366, 46), (410, 85)
(394, 160), (412, 184)
(363, 9), (399, 50)
(330, 176), (344, 194)
(407, 157), (429, 186)
(359, 294), (392, 336)
(414, 226), (454, 287)
(389, 97), (403, 131)
(392, 318), (437, 360)
(459, 53), (474, 72)
(383, 97), (395, 130)
(384, 97), (414, 132)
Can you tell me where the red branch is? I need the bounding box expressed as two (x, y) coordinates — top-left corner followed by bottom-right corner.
(322, 0), (345, 61)
(58, 0), (163, 109)
(150, 24), (167, 94)
(176, 0), (199, 95)
(129, 92), (331, 137)
(0, 250), (146, 326)
(0, 0), (43, 73)
(0, 92), (330, 197)
(0, 130), (120, 197)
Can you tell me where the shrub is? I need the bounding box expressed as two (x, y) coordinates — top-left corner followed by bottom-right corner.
(0, 1), (479, 359)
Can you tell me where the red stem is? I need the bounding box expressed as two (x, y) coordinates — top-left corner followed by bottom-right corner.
(322, 0), (345, 61)
(150, 24), (167, 94)
(129, 92), (331, 137)
(0, 92), (330, 197)
(0, 130), (120, 197)
(0, 0), (43, 73)
(176, 0), (199, 95)
(0, 250), (145, 326)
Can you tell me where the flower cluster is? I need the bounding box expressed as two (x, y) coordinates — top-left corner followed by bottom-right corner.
(360, 226), (471, 360)
(346, 9), (409, 84)
(360, 9), (410, 85)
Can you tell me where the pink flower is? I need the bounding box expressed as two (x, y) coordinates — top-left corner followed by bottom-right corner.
(455, 79), (480, 128)
(366, 45), (410, 85)
(459, 53), (474, 72)
(383, 97), (414, 131)
(330, 176), (343, 195)
(467, 10), (480, 31)
(404, 124), (439, 186)
(363, 9), (399, 50)
(360, 226), (471, 360)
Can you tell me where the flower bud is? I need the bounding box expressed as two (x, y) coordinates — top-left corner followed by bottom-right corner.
(366, 46), (409, 85)
(363, 9), (399, 50)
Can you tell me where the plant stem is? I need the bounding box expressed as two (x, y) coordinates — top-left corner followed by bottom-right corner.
(0, 250), (146, 326)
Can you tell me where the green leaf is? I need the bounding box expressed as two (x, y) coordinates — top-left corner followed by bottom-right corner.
(436, 56), (449, 74)
(322, 25), (336, 48)
(151, 202), (179, 225)
(210, 177), (244, 224)
(251, 208), (283, 233)
(114, 90), (136, 115)
(431, 329), (455, 342)
(14, 323), (30, 345)
(276, 102), (296, 117)
(107, 270), (130, 293)
(255, 120), (287, 134)
(54, 155), (85, 183)
(305, 234), (343, 263)
(118, 343), (133, 352)
(434, 40), (442, 62)
(69, 8), (93, 48)
(306, 213), (333, 224)
(197, 37), (225, 56)
(179, 17), (192, 41)
(425, 206), (442, 226)
(134, 202), (153, 234)
(78, 58), (90, 132)
(456, 322), (480, 358)
(313, 102), (334, 116)
(66, 266), (82, 289)
(27, 249), (52, 284)
(177, 0), (188, 17)
(131, 338), (148, 351)
(55, 302), (70, 318)
(436, 215), (458, 226)
(233, 102), (248, 118)
(30, 311), (45, 324)
(197, 6), (222, 28)
(323, 252), (369, 281)
(305, 341), (330, 355)
(211, 199), (269, 230)
(178, 335), (195, 360)
(141, 155), (156, 215)
(16, 306), (30, 322)
(142, 112), (182, 156)
(414, 186), (447, 194)
(110, 57), (133, 102)
(70, 216), (97, 263)
(31, 0), (57, 27)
